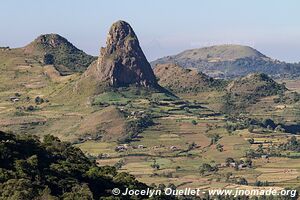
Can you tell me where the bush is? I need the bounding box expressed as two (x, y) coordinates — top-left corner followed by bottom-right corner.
(43, 54), (54, 65)
(235, 177), (248, 185)
(191, 120), (198, 125)
(0, 131), (147, 199)
(199, 163), (218, 175)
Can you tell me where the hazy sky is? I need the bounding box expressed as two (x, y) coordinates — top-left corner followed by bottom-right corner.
(1, 0), (300, 62)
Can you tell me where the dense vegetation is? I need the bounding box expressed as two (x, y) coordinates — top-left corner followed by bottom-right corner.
(0, 131), (147, 199)
(25, 34), (96, 75)
(221, 73), (286, 113)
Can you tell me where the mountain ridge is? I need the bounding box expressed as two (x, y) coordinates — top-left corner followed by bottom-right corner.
(151, 44), (300, 79)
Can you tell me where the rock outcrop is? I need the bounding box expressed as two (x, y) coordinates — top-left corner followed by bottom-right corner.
(83, 20), (158, 88)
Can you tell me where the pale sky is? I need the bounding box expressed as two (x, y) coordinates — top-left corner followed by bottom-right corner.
(1, 0), (300, 62)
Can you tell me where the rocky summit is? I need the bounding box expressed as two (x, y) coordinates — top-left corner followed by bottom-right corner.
(83, 20), (158, 88)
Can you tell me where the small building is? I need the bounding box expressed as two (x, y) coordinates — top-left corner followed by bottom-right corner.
(238, 164), (247, 170)
(220, 163), (227, 168)
(261, 155), (269, 159)
(170, 146), (178, 151)
(10, 97), (20, 102)
(115, 145), (127, 152)
(229, 162), (236, 168)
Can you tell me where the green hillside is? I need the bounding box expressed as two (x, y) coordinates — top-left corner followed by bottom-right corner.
(222, 73), (286, 113)
(23, 34), (96, 75)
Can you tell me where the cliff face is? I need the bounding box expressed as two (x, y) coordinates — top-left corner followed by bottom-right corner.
(83, 20), (158, 88)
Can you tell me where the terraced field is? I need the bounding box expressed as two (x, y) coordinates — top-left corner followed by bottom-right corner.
(2, 48), (300, 192)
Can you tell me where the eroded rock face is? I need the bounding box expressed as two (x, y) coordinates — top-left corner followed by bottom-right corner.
(84, 20), (158, 88)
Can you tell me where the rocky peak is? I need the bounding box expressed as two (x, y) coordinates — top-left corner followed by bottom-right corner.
(37, 34), (67, 47)
(25, 34), (69, 52)
(105, 20), (136, 54)
(83, 20), (158, 88)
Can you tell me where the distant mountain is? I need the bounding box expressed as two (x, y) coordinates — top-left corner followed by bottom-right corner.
(78, 20), (163, 94)
(151, 44), (300, 79)
(154, 63), (225, 93)
(24, 34), (96, 75)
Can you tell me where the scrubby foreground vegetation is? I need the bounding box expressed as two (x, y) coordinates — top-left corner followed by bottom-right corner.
(0, 131), (148, 200)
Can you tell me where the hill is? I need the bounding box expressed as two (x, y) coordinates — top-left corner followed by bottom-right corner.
(160, 44), (266, 62)
(151, 44), (300, 79)
(23, 34), (96, 75)
(0, 131), (147, 199)
(79, 20), (160, 93)
(77, 106), (126, 142)
(222, 73), (287, 113)
(154, 63), (225, 93)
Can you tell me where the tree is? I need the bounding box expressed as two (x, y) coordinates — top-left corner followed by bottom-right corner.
(62, 184), (93, 200)
(35, 96), (44, 105)
(188, 142), (197, 151)
(235, 177), (248, 185)
(150, 159), (160, 170)
(275, 125), (285, 132)
(199, 163), (218, 175)
(0, 131), (148, 199)
(216, 144), (224, 152)
(262, 118), (275, 129)
(267, 125), (273, 131)
(43, 54), (54, 65)
(210, 134), (221, 145)
(246, 149), (256, 158)
(244, 158), (252, 168)
(225, 157), (235, 166)
(225, 172), (233, 182)
(248, 126), (254, 133)
(167, 183), (176, 190)
(157, 183), (166, 190)
(191, 120), (198, 125)
(114, 160), (125, 170)
(247, 138), (255, 144)
(256, 144), (264, 154)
